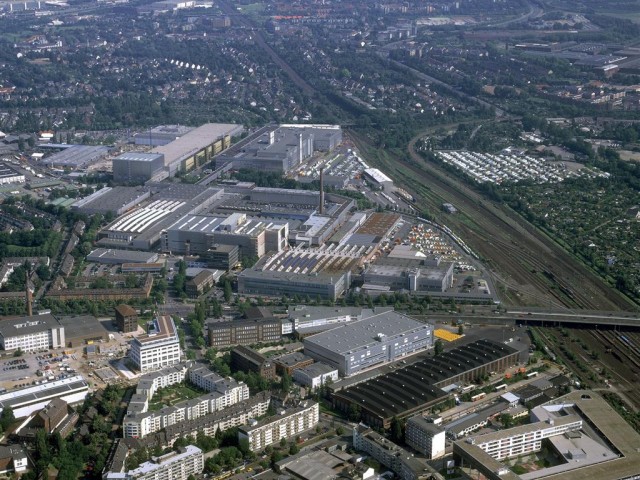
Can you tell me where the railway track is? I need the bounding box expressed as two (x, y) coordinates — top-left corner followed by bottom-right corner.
(353, 128), (636, 311)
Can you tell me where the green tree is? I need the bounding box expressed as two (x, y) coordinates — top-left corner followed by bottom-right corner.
(434, 339), (444, 356)
(223, 280), (232, 303)
(0, 406), (15, 431)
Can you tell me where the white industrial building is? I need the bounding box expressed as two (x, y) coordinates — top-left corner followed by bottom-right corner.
(0, 314), (65, 352)
(363, 168), (393, 192)
(303, 310), (433, 376)
(129, 316), (182, 373)
(238, 401), (319, 452)
(0, 376), (89, 418)
(0, 163), (25, 185)
(105, 445), (203, 480)
(293, 363), (339, 389)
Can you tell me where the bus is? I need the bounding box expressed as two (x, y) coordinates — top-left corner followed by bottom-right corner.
(471, 392), (486, 402)
(526, 371), (539, 379)
(494, 383), (507, 392)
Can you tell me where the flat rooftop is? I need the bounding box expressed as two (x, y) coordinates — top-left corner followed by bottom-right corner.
(0, 375), (88, 411)
(134, 316), (178, 345)
(169, 214), (224, 234)
(72, 186), (150, 213)
(0, 163), (23, 179)
(0, 313), (61, 339)
(43, 145), (110, 168)
(238, 401), (317, 434)
(151, 123), (241, 166)
(114, 152), (164, 163)
(87, 248), (158, 263)
(303, 310), (429, 354)
(57, 315), (108, 340)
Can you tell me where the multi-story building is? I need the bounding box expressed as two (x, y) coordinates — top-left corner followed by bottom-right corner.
(238, 401), (319, 451)
(123, 374), (248, 438)
(206, 244), (239, 270)
(115, 304), (138, 334)
(303, 310), (433, 376)
(33, 398), (69, 434)
(238, 269), (350, 302)
(129, 316), (181, 373)
(0, 314), (65, 352)
(287, 305), (364, 336)
(292, 363), (339, 389)
(188, 365), (249, 405)
(105, 445), (203, 480)
(405, 416), (446, 459)
(273, 352), (314, 376)
(209, 318), (282, 348)
(135, 364), (190, 401)
(0, 445), (28, 475)
(230, 346), (276, 380)
(352, 425), (439, 480)
(185, 270), (218, 298)
(136, 393), (271, 449)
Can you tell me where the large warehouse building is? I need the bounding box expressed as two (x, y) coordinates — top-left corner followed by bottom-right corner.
(112, 152), (165, 184)
(331, 339), (520, 428)
(0, 376), (89, 418)
(303, 310), (434, 376)
(216, 124), (342, 173)
(162, 212), (288, 259)
(71, 186), (151, 216)
(238, 268), (351, 302)
(150, 123), (243, 176)
(97, 184), (223, 250)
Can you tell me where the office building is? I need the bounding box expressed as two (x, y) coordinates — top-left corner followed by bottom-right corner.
(292, 363), (339, 389)
(105, 445), (203, 480)
(206, 244), (239, 270)
(362, 262), (454, 293)
(209, 318), (282, 348)
(0, 313), (65, 352)
(273, 352), (314, 375)
(303, 310), (433, 376)
(238, 268), (351, 302)
(115, 304), (138, 333)
(185, 270), (220, 298)
(405, 416), (446, 459)
(113, 152), (165, 184)
(230, 346), (276, 380)
(129, 316), (181, 373)
(238, 401), (319, 452)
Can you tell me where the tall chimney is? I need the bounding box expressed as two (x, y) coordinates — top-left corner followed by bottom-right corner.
(319, 167), (325, 215)
(26, 277), (33, 317)
(298, 133), (303, 164)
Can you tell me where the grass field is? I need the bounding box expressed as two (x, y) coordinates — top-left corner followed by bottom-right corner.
(148, 383), (205, 411)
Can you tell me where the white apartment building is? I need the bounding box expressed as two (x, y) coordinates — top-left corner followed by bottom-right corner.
(136, 364), (190, 400)
(238, 401), (319, 452)
(105, 445), (203, 480)
(129, 316), (181, 373)
(470, 415), (582, 461)
(123, 378), (249, 438)
(405, 416), (446, 459)
(0, 314), (65, 352)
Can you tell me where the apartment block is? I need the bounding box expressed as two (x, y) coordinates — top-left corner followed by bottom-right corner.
(230, 346), (277, 380)
(238, 401), (319, 452)
(405, 416), (446, 459)
(105, 445), (203, 480)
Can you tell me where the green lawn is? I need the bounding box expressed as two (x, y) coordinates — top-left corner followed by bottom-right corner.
(148, 383), (205, 411)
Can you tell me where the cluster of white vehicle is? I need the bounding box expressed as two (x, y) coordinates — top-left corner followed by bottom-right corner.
(437, 151), (608, 184)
